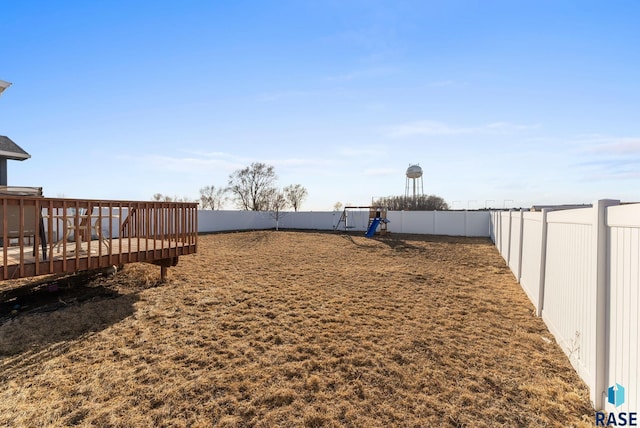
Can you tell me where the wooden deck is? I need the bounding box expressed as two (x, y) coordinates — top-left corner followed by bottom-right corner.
(1, 237), (195, 280)
(1, 196), (198, 281)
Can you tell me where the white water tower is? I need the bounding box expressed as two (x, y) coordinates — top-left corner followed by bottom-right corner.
(405, 164), (424, 200)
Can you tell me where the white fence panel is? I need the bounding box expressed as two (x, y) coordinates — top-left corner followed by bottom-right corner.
(508, 211), (523, 278)
(386, 211), (490, 236)
(465, 211), (491, 237)
(279, 212), (339, 230)
(606, 204), (640, 413)
(435, 211), (467, 236)
(519, 211), (544, 310)
(542, 214), (596, 390)
(499, 212), (511, 261)
(198, 210), (273, 233)
(387, 211), (436, 234)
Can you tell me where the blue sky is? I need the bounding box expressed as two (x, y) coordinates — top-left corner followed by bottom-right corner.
(1, 0), (639, 210)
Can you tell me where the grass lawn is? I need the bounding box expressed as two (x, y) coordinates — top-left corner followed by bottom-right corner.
(0, 231), (594, 427)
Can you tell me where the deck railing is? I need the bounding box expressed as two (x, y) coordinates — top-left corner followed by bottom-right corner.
(1, 196), (198, 280)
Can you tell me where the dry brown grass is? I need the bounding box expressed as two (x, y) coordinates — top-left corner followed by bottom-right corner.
(0, 231), (594, 427)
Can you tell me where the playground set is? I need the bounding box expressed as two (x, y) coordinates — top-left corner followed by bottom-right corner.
(334, 206), (389, 237)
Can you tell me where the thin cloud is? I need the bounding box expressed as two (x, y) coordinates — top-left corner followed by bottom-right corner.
(588, 170), (640, 181)
(266, 157), (336, 170)
(485, 122), (541, 132)
(257, 90), (315, 102)
(363, 168), (395, 176)
(386, 120), (540, 138)
(576, 157), (640, 168)
(338, 145), (386, 157)
(574, 136), (640, 180)
(115, 153), (245, 174)
(181, 150), (238, 159)
(586, 138), (640, 155)
(136, 154), (336, 174)
(324, 66), (399, 82)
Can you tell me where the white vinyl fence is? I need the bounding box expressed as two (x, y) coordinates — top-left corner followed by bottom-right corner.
(607, 204), (640, 415)
(197, 210), (490, 237)
(491, 200), (640, 412)
(387, 210), (489, 236)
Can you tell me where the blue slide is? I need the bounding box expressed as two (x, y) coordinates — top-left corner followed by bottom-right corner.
(365, 218), (381, 238)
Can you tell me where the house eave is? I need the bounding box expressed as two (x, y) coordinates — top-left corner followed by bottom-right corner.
(0, 150), (30, 160)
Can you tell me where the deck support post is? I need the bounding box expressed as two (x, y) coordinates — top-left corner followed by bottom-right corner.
(152, 257), (179, 282)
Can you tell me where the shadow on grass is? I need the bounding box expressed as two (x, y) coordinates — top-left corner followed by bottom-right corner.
(0, 272), (140, 363)
(339, 233), (381, 249)
(340, 232), (493, 252)
(377, 233), (494, 246)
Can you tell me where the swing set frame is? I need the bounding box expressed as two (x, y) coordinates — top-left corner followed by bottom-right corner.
(334, 206), (389, 236)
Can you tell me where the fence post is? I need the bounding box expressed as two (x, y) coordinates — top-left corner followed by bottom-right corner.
(516, 209), (525, 281)
(464, 210), (468, 237)
(495, 212), (500, 250)
(593, 199), (620, 409)
(433, 210), (437, 235)
(536, 209), (548, 317)
(493, 211), (497, 243)
(489, 211), (496, 245)
(506, 210), (513, 263)
(497, 211), (502, 253)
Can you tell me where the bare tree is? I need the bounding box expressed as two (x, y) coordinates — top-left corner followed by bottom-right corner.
(266, 189), (290, 230)
(152, 193), (174, 202)
(333, 202), (343, 211)
(227, 162), (277, 211)
(152, 194), (192, 203)
(283, 184), (308, 212)
(372, 194), (449, 210)
(425, 195), (448, 210)
(199, 185), (227, 210)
